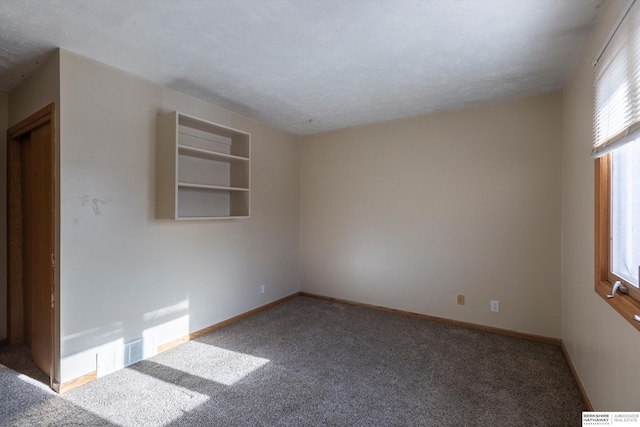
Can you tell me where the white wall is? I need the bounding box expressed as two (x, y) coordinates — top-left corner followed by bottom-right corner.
(300, 92), (563, 338)
(0, 92), (7, 341)
(58, 51), (299, 382)
(562, 0), (640, 410)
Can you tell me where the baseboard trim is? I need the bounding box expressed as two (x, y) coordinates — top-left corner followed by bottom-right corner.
(157, 292), (299, 354)
(59, 371), (97, 394)
(560, 341), (593, 410)
(299, 292), (561, 345)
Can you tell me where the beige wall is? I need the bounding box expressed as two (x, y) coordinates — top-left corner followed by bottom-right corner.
(57, 51), (299, 382)
(8, 52), (61, 127)
(300, 92), (563, 338)
(562, 0), (640, 410)
(0, 92), (7, 340)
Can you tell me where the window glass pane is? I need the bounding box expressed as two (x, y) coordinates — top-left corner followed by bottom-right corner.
(612, 138), (640, 286)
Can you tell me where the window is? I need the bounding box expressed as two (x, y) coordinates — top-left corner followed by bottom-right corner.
(611, 142), (640, 288)
(594, 0), (640, 331)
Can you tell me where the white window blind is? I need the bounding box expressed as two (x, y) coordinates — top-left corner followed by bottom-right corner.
(593, 0), (640, 158)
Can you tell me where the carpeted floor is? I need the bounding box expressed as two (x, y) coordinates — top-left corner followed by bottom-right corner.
(0, 296), (584, 426)
(0, 344), (50, 387)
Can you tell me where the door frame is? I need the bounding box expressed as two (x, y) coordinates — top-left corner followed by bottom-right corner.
(7, 102), (57, 389)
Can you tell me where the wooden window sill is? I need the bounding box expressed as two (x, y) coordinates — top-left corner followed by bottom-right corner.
(596, 280), (640, 333)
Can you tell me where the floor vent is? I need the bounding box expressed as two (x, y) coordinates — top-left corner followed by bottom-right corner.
(97, 336), (156, 378)
(123, 338), (144, 367)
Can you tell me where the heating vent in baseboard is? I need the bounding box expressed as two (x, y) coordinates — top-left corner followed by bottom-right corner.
(97, 336), (156, 378)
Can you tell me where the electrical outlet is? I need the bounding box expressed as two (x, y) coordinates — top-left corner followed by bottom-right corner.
(457, 294), (465, 305)
(260, 284), (265, 294)
(491, 300), (500, 312)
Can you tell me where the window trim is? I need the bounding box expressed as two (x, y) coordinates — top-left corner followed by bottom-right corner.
(594, 154), (640, 332)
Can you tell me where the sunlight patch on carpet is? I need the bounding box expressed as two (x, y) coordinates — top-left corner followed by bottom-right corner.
(65, 368), (210, 426)
(156, 341), (270, 386)
(16, 373), (53, 392)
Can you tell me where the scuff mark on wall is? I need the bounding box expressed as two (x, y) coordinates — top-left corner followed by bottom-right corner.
(80, 194), (112, 215)
(91, 198), (111, 215)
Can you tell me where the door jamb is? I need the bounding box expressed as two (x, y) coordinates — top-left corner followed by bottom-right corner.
(6, 102), (57, 390)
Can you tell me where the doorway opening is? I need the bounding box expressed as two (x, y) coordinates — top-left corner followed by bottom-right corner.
(3, 103), (56, 390)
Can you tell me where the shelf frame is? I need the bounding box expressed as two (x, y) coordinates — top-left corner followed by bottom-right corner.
(156, 111), (251, 220)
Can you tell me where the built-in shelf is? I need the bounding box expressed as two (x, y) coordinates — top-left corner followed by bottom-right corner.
(157, 111), (251, 220)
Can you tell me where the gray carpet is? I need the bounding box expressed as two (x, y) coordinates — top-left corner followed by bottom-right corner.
(0, 296), (584, 426)
(0, 344), (49, 387)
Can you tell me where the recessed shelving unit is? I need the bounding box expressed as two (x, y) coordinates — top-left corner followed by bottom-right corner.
(157, 111), (250, 220)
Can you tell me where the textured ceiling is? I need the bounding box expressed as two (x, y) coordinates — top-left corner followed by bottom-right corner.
(0, 0), (603, 135)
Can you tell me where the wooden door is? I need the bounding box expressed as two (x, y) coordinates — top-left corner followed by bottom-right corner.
(7, 103), (56, 384)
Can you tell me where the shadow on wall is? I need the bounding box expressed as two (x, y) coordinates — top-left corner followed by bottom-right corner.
(107, 298), (194, 379)
(62, 279), (252, 381)
(62, 244), (263, 383)
(61, 294), (192, 381)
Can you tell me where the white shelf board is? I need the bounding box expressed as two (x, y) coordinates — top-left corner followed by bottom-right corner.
(177, 144), (249, 162)
(176, 215), (250, 220)
(177, 182), (249, 192)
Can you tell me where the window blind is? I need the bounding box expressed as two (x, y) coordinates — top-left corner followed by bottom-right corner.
(593, 0), (640, 158)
